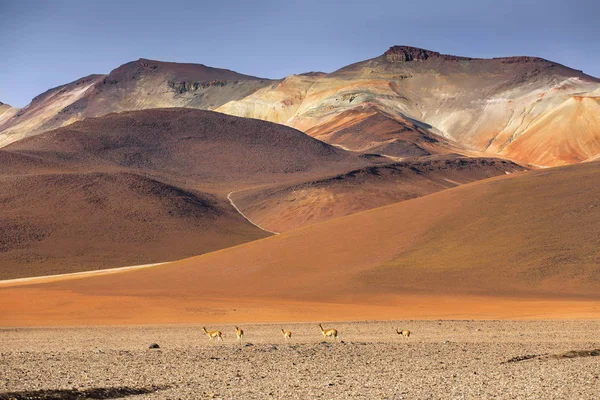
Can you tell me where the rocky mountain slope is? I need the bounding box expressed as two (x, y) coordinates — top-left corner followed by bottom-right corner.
(0, 60), (272, 147)
(2, 47), (598, 166)
(219, 46), (600, 166)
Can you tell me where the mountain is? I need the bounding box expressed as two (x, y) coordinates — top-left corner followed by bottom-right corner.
(2, 160), (598, 324)
(0, 59), (272, 147)
(0, 75), (105, 147)
(218, 46), (600, 166)
(2, 48), (599, 166)
(6, 108), (361, 185)
(0, 108), (370, 278)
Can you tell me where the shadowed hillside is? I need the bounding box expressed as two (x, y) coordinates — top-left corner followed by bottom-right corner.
(0, 172), (269, 279)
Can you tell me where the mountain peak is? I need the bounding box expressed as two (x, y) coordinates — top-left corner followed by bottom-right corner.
(383, 45), (472, 63)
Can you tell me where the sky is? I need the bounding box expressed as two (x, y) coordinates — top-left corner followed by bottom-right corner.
(1, 0), (599, 107)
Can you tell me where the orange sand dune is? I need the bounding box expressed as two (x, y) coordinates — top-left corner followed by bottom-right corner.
(1, 161), (599, 326)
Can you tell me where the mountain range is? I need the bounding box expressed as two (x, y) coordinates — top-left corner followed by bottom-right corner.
(2, 46), (599, 166)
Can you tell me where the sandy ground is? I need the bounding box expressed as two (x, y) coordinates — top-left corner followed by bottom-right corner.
(1, 321), (599, 399)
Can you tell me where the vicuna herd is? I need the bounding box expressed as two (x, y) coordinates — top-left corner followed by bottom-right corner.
(202, 325), (411, 343)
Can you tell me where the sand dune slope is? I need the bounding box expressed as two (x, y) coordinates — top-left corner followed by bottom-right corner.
(1, 161), (598, 325)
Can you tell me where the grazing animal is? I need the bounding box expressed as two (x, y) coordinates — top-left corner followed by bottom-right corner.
(281, 328), (292, 341)
(396, 328), (411, 339)
(203, 327), (223, 342)
(318, 323), (338, 341)
(235, 326), (244, 344)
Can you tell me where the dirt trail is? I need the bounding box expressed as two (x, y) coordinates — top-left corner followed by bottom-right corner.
(0, 263), (166, 288)
(227, 190), (279, 235)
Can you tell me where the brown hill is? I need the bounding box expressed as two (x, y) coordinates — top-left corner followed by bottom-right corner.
(1, 161), (597, 325)
(0, 109), (370, 278)
(7, 108), (360, 185)
(232, 155), (525, 232)
(0, 108), (520, 278)
(0, 172), (269, 279)
(0, 59), (272, 147)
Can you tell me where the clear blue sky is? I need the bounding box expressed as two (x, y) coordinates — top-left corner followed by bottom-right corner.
(1, 0), (598, 107)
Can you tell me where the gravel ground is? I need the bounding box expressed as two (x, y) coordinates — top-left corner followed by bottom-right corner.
(1, 321), (599, 399)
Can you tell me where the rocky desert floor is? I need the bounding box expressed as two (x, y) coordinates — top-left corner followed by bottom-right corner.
(1, 320), (600, 399)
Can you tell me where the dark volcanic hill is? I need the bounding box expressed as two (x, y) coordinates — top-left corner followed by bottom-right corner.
(7, 108), (358, 184)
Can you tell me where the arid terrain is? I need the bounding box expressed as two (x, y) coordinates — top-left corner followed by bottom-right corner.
(1, 321), (600, 399)
(1, 43), (599, 399)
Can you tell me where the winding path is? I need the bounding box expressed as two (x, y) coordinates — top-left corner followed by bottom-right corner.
(227, 190), (279, 235)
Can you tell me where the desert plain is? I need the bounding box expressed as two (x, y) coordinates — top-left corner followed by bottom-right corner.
(1, 321), (600, 399)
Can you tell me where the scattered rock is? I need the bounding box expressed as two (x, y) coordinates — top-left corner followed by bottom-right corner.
(502, 354), (543, 363)
(148, 343), (160, 349)
(0, 386), (165, 400)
